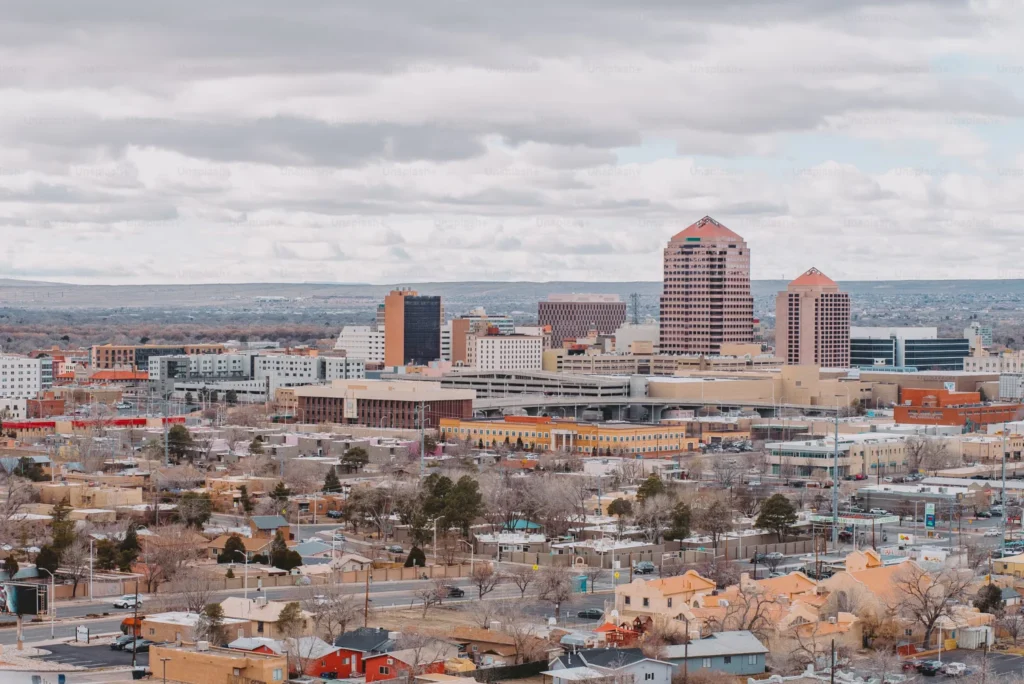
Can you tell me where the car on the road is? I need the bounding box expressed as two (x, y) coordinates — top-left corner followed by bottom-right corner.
(123, 639), (154, 653)
(114, 401), (133, 410)
(984, 529), (1002, 537)
(633, 561), (656, 574)
(976, 511), (992, 518)
(113, 596), (143, 609)
(768, 571), (785, 578)
(882, 476), (894, 483)
(854, 473), (868, 481)
(327, 510), (342, 519)
(110, 635), (136, 650)
(577, 609), (604, 620)
(386, 544), (404, 554)
(901, 659), (923, 672)
(766, 552), (784, 561)
(444, 585), (465, 598)
(332, 533), (346, 542)
(941, 662), (967, 677)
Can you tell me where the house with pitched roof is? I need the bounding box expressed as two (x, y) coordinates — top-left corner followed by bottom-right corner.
(249, 515), (290, 539)
(614, 570), (717, 629)
(545, 647), (676, 684)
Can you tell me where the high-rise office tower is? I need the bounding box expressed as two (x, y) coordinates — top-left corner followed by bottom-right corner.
(538, 294), (627, 346)
(659, 216), (753, 354)
(775, 268), (851, 367)
(383, 289), (442, 366)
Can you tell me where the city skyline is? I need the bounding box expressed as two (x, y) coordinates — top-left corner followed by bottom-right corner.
(2, 1), (1024, 285)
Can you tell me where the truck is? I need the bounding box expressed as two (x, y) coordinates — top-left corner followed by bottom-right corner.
(121, 616), (142, 637)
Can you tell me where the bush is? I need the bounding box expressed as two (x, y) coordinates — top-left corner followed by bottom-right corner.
(404, 547), (427, 568)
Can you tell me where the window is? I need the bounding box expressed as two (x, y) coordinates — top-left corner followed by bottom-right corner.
(724, 656), (732, 664)
(748, 655), (757, 665)
(343, 658), (350, 664)
(257, 621), (265, 633)
(645, 674), (655, 681)
(702, 658), (712, 668)
(905, 629), (913, 637)
(643, 598), (650, 607)
(380, 667), (391, 675)
(149, 628), (155, 636)
(625, 596), (631, 605)
(233, 669), (242, 676)
(272, 669), (283, 681)
(667, 598), (673, 608)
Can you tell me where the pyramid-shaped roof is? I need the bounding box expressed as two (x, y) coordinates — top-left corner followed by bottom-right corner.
(671, 215), (743, 241)
(789, 267), (837, 287)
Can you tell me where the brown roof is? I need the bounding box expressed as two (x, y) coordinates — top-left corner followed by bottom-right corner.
(208, 535), (273, 553)
(789, 267), (837, 288)
(671, 216), (742, 241)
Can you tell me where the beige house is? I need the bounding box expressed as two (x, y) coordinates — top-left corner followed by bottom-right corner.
(141, 612), (251, 644)
(150, 643), (287, 684)
(614, 570), (717, 626)
(220, 596), (314, 640)
(36, 482), (143, 508)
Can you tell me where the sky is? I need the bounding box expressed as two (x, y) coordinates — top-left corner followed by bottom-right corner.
(1, 0), (1024, 285)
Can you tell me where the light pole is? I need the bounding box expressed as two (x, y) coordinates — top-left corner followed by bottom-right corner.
(161, 656), (171, 684)
(832, 399), (841, 549)
(89, 538), (94, 600)
(37, 567), (55, 638)
(234, 550), (249, 601)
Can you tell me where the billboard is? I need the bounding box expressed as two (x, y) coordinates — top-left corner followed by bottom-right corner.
(0, 583), (47, 616)
(925, 503), (936, 529)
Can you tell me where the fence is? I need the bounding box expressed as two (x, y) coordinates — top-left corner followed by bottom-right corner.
(458, 660), (548, 682)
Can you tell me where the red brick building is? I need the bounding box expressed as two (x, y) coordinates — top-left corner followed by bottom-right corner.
(293, 381), (473, 429)
(27, 392), (65, 419)
(364, 644), (454, 683)
(894, 387), (1023, 428)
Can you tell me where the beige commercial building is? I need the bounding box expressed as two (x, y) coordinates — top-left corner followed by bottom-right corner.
(36, 482), (143, 508)
(142, 612), (252, 644)
(543, 343), (780, 377)
(766, 433), (928, 479)
(150, 643), (287, 684)
(775, 268), (850, 368)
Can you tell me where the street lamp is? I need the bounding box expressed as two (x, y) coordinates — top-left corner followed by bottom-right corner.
(36, 567), (55, 638)
(233, 550), (249, 601)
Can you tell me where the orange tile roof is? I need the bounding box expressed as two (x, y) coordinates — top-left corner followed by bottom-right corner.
(789, 267), (837, 287)
(90, 370), (149, 381)
(647, 570), (717, 595)
(755, 572), (817, 597)
(846, 561), (915, 602)
(671, 216), (742, 241)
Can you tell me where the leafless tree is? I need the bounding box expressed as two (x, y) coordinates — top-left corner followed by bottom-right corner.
(536, 566), (575, 620)
(470, 563), (501, 599)
(618, 459), (643, 486)
(583, 565), (604, 593)
(392, 632), (450, 678)
(707, 582), (775, 640)
(60, 538), (92, 598)
(711, 459), (741, 487)
(0, 467), (34, 548)
(505, 565), (535, 598)
(172, 566), (216, 614)
(414, 583), (441, 618)
(495, 602), (547, 664)
(301, 585), (362, 642)
(863, 645), (903, 683)
(889, 563), (974, 646)
(635, 493), (674, 545)
(465, 598), (500, 629)
(138, 524), (200, 592)
(999, 613), (1024, 645)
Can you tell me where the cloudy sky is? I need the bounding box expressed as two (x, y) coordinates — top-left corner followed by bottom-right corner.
(1, 0), (1023, 285)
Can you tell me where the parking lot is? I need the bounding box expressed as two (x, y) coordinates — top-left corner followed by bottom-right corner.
(923, 650), (1024, 676)
(35, 643), (149, 670)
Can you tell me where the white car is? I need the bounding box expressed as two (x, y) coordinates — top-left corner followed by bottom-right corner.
(113, 596), (142, 609)
(984, 529), (1002, 537)
(942, 662), (967, 677)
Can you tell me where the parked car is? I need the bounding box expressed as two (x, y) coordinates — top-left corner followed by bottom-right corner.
(123, 639), (154, 653)
(115, 401), (133, 410)
(444, 585), (465, 598)
(326, 510), (342, 519)
(577, 609), (604, 620)
(332, 533), (347, 543)
(386, 545), (404, 554)
(113, 596), (143, 609)
(854, 474), (868, 481)
(976, 511), (992, 518)
(882, 476), (894, 483)
(110, 635), (136, 650)
(869, 508), (889, 515)
(941, 662), (967, 677)
(917, 660), (944, 676)
(984, 529), (1002, 537)
(766, 552), (784, 561)
(902, 659), (923, 672)
(633, 561), (656, 574)
(768, 571), (785, 578)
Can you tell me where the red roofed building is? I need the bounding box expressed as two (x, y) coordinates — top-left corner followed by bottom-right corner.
(87, 369), (149, 384)
(775, 267), (851, 368)
(660, 216), (754, 355)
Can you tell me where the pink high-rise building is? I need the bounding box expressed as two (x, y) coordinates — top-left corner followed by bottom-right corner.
(775, 267), (850, 367)
(659, 216), (753, 354)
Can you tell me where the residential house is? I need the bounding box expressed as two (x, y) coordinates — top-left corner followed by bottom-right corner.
(332, 552), (373, 572)
(250, 515), (291, 539)
(448, 626), (552, 667)
(206, 534), (273, 561)
(141, 612), (251, 644)
(289, 636), (348, 679)
(150, 643), (288, 684)
(291, 539), (335, 560)
(364, 641), (459, 683)
(545, 647), (676, 684)
(333, 627), (396, 676)
(614, 570), (717, 630)
(1003, 586), (1022, 608)
(220, 596), (313, 640)
(227, 637), (284, 655)
(662, 631), (768, 676)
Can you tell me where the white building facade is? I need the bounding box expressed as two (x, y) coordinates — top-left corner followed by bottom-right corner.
(334, 326), (385, 364)
(0, 355), (43, 399)
(471, 335), (543, 371)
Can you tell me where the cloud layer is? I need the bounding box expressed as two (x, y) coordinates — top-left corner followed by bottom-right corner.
(2, 0), (1024, 284)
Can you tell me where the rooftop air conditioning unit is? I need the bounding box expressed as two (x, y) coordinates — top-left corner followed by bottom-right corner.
(197, 641), (210, 651)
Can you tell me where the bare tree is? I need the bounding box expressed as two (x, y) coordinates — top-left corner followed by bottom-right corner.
(414, 583), (441, 618)
(496, 602), (548, 664)
(889, 563), (973, 646)
(583, 565), (604, 594)
(536, 566), (575, 620)
(138, 524), (201, 593)
(301, 585), (362, 642)
(505, 565), (535, 599)
(465, 599), (500, 629)
(0, 466), (34, 548)
(999, 613), (1024, 645)
(711, 459), (740, 487)
(172, 567), (216, 614)
(707, 582), (775, 640)
(470, 564), (501, 599)
(60, 538), (92, 598)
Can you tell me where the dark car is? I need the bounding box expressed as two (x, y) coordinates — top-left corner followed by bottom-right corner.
(124, 639), (154, 653)
(976, 511), (992, 518)
(750, 552), (767, 564)
(327, 510), (342, 519)
(577, 609), (604, 620)
(917, 660), (944, 676)
(633, 561), (656, 574)
(902, 659), (923, 672)
(445, 586), (465, 598)
(111, 635), (136, 650)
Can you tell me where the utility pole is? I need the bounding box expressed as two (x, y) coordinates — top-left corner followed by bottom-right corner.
(419, 400), (426, 478)
(1002, 422), (1008, 550)
(131, 579), (140, 668)
(832, 405), (840, 549)
(363, 569), (371, 627)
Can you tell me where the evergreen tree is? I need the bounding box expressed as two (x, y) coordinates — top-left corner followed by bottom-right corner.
(444, 476), (484, 536)
(249, 438), (264, 456)
(268, 530), (302, 571)
(607, 498), (633, 518)
(404, 547), (427, 568)
(666, 501), (692, 541)
(94, 539), (119, 570)
(238, 485), (254, 514)
(636, 474), (666, 502)
(118, 525), (141, 571)
(755, 494), (799, 542)
(167, 424), (194, 462)
(50, 496), (76, 552)
(974, 583), (1005, 615)
(341, 447), (369, 473)
(225, 390), (238, 405)
(3, 556), (18, 578)
(323, 469), (341, 493)
(218, 535), (248, 564)
(271, 482), (291, 501)
(35, 545), (59, 576)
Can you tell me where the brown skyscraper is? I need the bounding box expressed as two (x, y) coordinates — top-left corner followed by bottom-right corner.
(659, 216), (753, 354)
(775, 268), (850, 367)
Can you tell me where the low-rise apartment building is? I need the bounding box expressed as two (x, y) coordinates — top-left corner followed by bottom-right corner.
(766, 433), (921, 480)
(0, 354), (44, 399)
(91, 343), (225, 370)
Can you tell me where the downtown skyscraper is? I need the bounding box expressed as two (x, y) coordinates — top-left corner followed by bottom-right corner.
(659, 216), (754, 355)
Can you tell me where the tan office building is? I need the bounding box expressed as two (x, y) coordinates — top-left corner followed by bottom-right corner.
(775, 268), (850, 368)
(149, 643), (287, 684)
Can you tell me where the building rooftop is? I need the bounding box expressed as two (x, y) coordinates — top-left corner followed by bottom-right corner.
(671, 215), (742, 241)
(663, 631), (768, 659)
(789, 267), (838, 288)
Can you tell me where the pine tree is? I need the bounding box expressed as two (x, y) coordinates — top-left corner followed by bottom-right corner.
(238, 485), (254, 514)
(755, 494), (799, 542)
(50, 496), (75, 552)
(271, 482), (291, 501)
(323, 469), (341, 493)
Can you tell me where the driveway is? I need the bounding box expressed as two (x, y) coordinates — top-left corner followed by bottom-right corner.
(35, 643), (149, 670)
